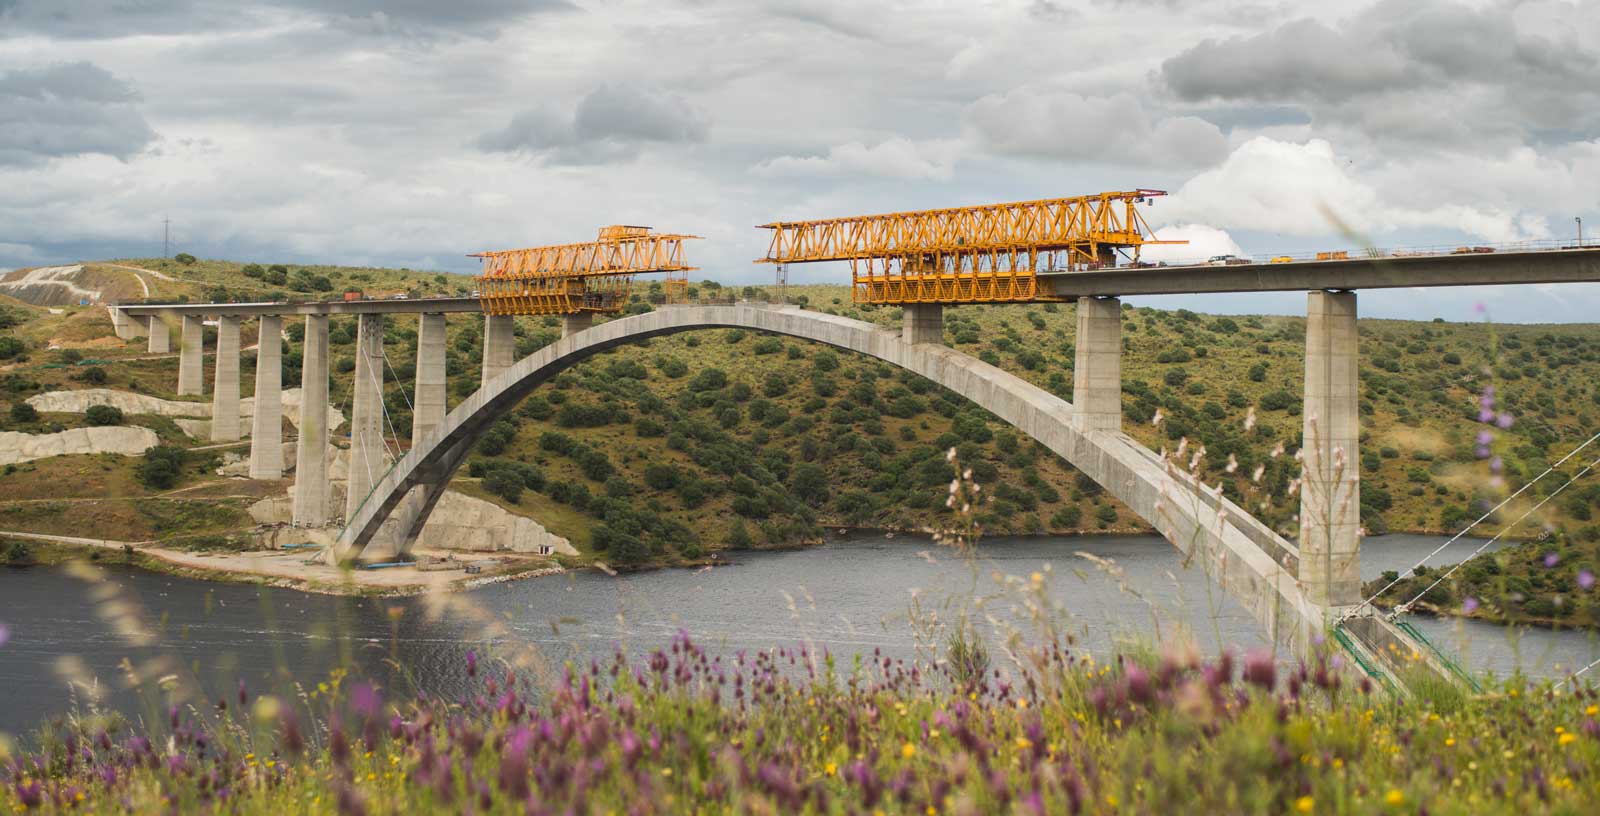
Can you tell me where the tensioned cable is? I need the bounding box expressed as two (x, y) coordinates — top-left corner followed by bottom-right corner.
(1395, 448), (1600, 615)
(1345, 427), (1600, 619)
(1573, 655), (1600, 679)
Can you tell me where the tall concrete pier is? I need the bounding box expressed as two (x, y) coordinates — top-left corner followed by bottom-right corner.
(1072, 297), (1123, 432)
(901, 304), (943, 344)
(146, 316), (170, 353)
(249, 315), (284, 479)
(412, 313), (447, 447)
(210, 316), (241, 442)
(482, 314), (515, 384)
(1300, 290), (1361, 608)
(561, 312), (592, 338)
(292, 315), (331, 527)
(346, 313), (386, 521)
(177, 315), (204, 396)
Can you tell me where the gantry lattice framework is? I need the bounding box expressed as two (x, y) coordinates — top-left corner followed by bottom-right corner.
(474, 225), (700, 316)
(756, 190), (1178, 305)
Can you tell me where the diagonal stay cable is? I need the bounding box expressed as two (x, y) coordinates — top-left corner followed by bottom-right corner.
(1573, 654), (1600, 680)
(1395, 448), (1600, 615)
(1344, 427), (1600, 620)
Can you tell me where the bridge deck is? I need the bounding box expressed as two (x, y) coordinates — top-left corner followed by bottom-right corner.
(115, 297), (482, 318)
(1040, 247), (1600, 297)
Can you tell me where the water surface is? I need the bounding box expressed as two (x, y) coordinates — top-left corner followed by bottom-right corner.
(1, 533), (1595, 736)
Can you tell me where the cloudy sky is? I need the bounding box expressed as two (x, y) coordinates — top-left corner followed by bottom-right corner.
(2, 0), (1598, 321)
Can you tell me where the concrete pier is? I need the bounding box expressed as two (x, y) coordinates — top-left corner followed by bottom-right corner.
(412, 313), (447, 447)
(482, 314), (515, 384)
(292, 315), (331, 527)
(248, 315), (284, 479)
(177, 315), (204, 396)
(146, 316), (170, 353)
(210, 316), (241, 442)
(346, 313), (386, 522)
(109, 307), (143, 340)
(561, 312), (593, 338)
(1071, 297), (1122, 432)
(901, 303), (943, 344)
(1300, 290), (1361, 609)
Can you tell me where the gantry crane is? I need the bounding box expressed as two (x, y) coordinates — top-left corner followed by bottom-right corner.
(756, 190), (1180, 305)
(473, 225), (700, 316)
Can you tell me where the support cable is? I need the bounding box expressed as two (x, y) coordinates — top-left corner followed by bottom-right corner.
(1395, 448), (1600, 615)
(1344, 427), (1600, 620)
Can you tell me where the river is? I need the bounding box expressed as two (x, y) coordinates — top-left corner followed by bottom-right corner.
(1, 533), (1596, 736)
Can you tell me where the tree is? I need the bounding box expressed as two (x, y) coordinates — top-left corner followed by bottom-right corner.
(9, 402), (37, 423)
(0, 336), (24, 360)
(725, 520), (754, 550)
(241, 264), (265, 278)
(483, 468), (523, 504)
(174, 253), (197, 265)
(791, 463), (829, 506)
(135, 445), (188, 489)
(85, 405), (124, 426)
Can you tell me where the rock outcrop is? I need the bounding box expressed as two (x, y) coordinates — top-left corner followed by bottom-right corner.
(27, 388), (344, 438)
(248, 487), (574, 557)
(0, 426), (160, 465)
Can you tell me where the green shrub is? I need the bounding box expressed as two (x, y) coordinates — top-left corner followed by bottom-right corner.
(9, 402), (37, 423)
(85, 404), (124, 426)
(135, 445), (189, 490)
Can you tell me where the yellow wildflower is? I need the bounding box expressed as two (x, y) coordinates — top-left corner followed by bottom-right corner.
(1559, 733), (1577, 747)
(902, 743), (916, 759)
(1586, 704), (1598, 716)
(1445, 738), (1456, 747)
(662, 768), (673, 777)
(1384, 789), (1404, 806)
(825, 762), (837, 776)
(1295, 796), (1314, 813)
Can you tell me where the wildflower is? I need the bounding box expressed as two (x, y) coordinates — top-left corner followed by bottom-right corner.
(1462, 597), (1479, 614)
(825, 762), (837, 776)
(1384, 789), (1404, 806)
(1295, 796), (1314, 813)
(1243, 648), (1275, 691)
(1544, 552), (1560, 568)
(1579, 570), (1596, 591)
(466, 649), (477, 677)
(1558, 733), (1576, 747)
(901, 742), (916, 759)
(0, 622), (10, 648)
(1586, 704), (1599, 716)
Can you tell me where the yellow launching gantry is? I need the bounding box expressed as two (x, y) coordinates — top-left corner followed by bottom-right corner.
(473, 225), (700, 316)
(756, 190), (1181, 305)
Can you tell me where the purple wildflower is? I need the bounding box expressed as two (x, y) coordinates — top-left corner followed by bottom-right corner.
(1497, 412), (1514, 429)
(1463, 597), (1480, 613)
(1544, 552), (1561, 568)
(1243, 649), (1276, 691)
(466, 649), (477, 678)
(0, 622), (10, 648)
(1579, 570), (1596, 590)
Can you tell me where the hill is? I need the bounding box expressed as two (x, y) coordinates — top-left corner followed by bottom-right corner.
(3, 257), (1600, 579)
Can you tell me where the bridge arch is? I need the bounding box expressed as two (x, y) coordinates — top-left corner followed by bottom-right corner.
(335, 303), (1319, 638)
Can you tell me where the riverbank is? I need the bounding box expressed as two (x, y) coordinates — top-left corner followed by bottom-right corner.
(0, 530), (567, 597)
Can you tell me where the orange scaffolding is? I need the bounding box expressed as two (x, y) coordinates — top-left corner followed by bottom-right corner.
(474, 225), (700, 316)
(756, 190), (1179, 305)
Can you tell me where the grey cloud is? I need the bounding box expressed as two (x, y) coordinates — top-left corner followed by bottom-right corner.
(1163, 18), (1410, 103)
(0, 0), (568, 39)
(0, 62), (156, 166)
(964, 88), (1228, 168)
(477, 85), (709, 164)
(1160, 0), (1600, 142)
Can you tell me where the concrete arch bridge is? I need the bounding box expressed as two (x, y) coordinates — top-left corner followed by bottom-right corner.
(334, 302), (1329, 643)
